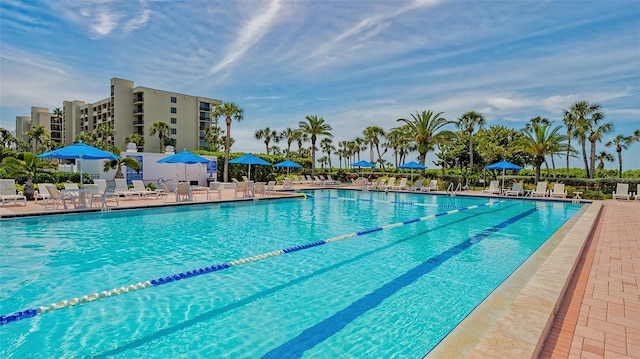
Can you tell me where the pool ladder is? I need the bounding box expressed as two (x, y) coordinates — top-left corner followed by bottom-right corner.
(447, 182), (462, 196)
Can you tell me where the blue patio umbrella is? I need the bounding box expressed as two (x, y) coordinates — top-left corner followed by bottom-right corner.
(38, 142), (119, 186)
(228, 153), (271, 180)
(485, 160), (523, 189)
(351, 160), (375, 176)
(157, 150), (211, 182)
(398, 160), (427, 179)
(274, 159), (302, 175)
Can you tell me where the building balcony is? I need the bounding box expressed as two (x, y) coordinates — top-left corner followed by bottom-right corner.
(133, 119), (144, 126)
(133, 108), (144, 115)
(133, 97), (144, 104)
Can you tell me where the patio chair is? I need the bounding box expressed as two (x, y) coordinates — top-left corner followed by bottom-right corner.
(266, 180), (276, 192)
(207, 182), (222, 200)
(408, 179), (424, 191)
(391, 178), (408, 190)
(63, 183), (81, 199)
(236, 181), (248, 198)
(421, 180), (438, 192)
(34, 183), (53, 203)
(385, 177), (396, 190)
(549, 183), (567, 199)
(114, 179), (139, 198)
(132, 180), (159, 198)
(282, 178), (293, 190)
(0, 179), (27, 206)
(255, 182), (267, 197)
(326, 175), (341, 185)
(89, 184), (120, 208)
(43, 184), (76, 210)
(530, 181), (548, 197)
(612, 183), (630, 200)
(504, 182), (524, 197)
(482, 180), (500, 194)
(176, 182), (193, 202)
(635, 184), (640, 201)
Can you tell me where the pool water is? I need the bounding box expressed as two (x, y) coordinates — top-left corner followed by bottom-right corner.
(0, 190), (582, 358)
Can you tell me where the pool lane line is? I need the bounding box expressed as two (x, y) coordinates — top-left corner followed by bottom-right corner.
(262, 206), (537, 359)
(321, 195), (474, 210)
(0, 200), (504, 326)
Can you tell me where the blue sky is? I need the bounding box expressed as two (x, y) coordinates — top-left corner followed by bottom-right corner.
(1, 0), (639, 170)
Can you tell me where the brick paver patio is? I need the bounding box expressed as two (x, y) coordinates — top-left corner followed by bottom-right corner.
(540, 200), (640, 359)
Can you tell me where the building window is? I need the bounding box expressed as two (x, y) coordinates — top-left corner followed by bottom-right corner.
(171, 107), (177, 114)
(170, 117), (177, 124)
(171, 128), (177, 135)
(171, 96), (177, 103)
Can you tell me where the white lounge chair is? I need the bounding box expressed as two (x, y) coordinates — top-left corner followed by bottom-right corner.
(530, 181), (548, 197)
(88, 184), (120, 208)
(43, 184), (76, 210)
(266, 180), (276, 192)
(391, 178), (408, 190)
(550, 183), (567, 198)
(504, 182), (524, 197)
(421, 180), (438, 192)
(408, 179), (424, 191)
(385, 177), (396, 190)
(282, 178), (293, 190)
(34, 183), (53, 203)
(114, 179), (139, 198)
(0, 179), (27, 206)
(635, 184), (640, 201)
(612, 183), (630, 200)
(132, 180), (159, 198)
(482, 180), (500, 195)
(371, 178), (385, 190)
(63, 183), (81, 200)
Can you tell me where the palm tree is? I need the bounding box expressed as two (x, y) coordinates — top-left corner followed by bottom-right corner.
(211, 102), (244, 182)
(254, 127), (280, 154)
(595, 151), (614, 171)
(605, 134), (635, 178)
(320, 138), (335, 170)
(586, 112), (613, 179)
(149, 121), (171, 153)
(1, 152), (52, 199)
(456, 111), (485, 176)
(0, 127), (17, 148)
(396, 110), (454, 168)
(203, 125), (222, 151)
(94, 124), (116, 149)
(280, 128), (298, 157)
(566, 101), (602, 178)
(561, 110), (576, 177)
(293, 129), (309, 157)
(124, 133), (145, 151)
(102, 147), (141, 179)
(27, 125), (49, 153)
(363, 126), (387, 170)
(298, 115), (333, 176)
(519, 121), (568, 182)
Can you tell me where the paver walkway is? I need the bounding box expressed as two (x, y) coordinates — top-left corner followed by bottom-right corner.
(540, 200), (640, 358)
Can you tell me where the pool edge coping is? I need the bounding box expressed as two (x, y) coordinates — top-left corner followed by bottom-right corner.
(425, 200), (603, 359)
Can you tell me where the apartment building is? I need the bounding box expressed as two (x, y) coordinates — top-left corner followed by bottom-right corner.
(15, 108), (64, 151)
(17, 78), (222, 152)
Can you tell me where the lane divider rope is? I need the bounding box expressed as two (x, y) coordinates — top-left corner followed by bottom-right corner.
(323, 196), (468, 209)
(0, 199), (504, 326)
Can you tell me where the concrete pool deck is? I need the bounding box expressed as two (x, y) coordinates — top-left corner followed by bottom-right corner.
(1, 185), (638, 358)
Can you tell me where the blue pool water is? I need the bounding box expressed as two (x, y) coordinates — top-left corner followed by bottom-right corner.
(0, 190), (583, 358)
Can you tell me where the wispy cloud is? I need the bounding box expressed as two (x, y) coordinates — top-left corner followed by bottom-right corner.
(208, 0), (284, 75)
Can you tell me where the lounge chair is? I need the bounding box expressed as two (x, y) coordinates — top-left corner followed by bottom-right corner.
(421, 180), (438, 192)
(63, 183), (81, 200)
(0, 179), (27, 206)
(370, 178), (384, 190)
(43, 184), (76, 210)
(408, 179), (424, 191)
(612, 183), (630, 200)
(255, 182), (267, 197)
(549, 183), (567, 199)
(635, 184), (640, 201)
(504, 182), (524, 197)
(326, 175), (341, 185)
(34, 183), (53, 203)
(282, 178), (293, 190)
(482, 180), (500, 195)
(530, 181), (548, 197)
(132, 180), (159, 198)
(385, 177), (396, 190)
(236, 181), (248, 198)
(114, 179), (140, 198)
(206, 182), (222, 200)
(266, 180), (276, 192)
(391, 178), (408, 190)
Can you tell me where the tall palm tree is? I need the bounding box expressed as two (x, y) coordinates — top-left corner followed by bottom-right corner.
(102, 147), (141, 179)
(605, 134), (635, 178)
(124, 133), (145, 151)
(203, 125), (222, 151)
(94, 124), (116, 149)
(298, 115), (333, 176)
(293, 129), (309, 157)
(149, 121), (171, 153)
(396, 110), (454, 168)
(254, 127), (280, 154)
(211, 102), (244, 182)
(595, 151), (614, 171)
(456, 111), (485, 177)
(566, 101), (602, 178)
(320, 137), (335, 170)
(280, 128), (298, 157)
(561, 111), (576, 177)
(363, 126), (386, 169)
(586, 112), (613, 179)
(27, 125), (49, 153)
(519, 121), (568, 182)
(0, 127), (17, 148)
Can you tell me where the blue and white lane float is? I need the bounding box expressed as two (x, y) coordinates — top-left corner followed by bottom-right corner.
(322, 196), (469, 209)
(0, 199), (504, 326)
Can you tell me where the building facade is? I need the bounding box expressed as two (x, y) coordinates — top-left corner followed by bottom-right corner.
(17, 78), (222, 153)
(15, 108), (64, 152)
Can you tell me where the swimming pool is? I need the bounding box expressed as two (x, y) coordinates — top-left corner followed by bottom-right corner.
(0, 189), (583, 358)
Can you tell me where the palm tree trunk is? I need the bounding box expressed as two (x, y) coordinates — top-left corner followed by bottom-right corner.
(618, 150), (623, 178)
(224, 118), (231, 182)
(311, 138), (316, 176)
(589, 140), (596, 179)
(580, 140), (589, 178)
(550, 154), (556, 178)
(565, 137), (571, 177)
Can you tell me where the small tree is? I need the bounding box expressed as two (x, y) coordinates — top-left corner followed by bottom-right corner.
(1, 152), (53, 199)
(102, 147), (141, 179)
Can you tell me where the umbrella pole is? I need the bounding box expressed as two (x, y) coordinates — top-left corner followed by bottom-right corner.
(79, 156), (83, 187)
(248, 164), (251, 181)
